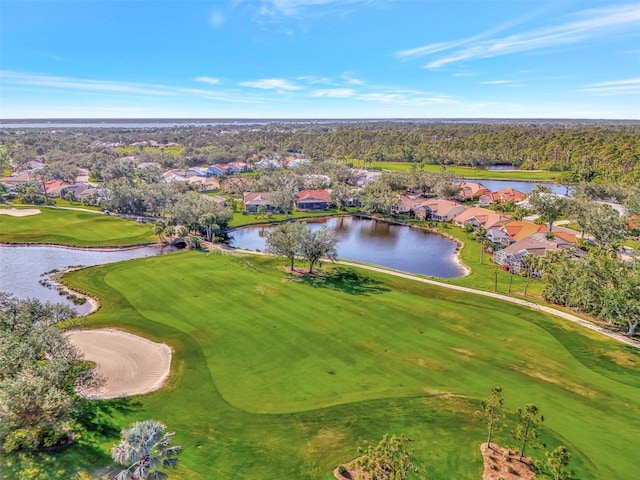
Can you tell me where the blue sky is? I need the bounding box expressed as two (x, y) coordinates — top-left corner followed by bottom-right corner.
(1, 0), (639, 119)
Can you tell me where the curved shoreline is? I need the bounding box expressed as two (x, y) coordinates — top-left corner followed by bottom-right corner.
(0, 240), (159, 251)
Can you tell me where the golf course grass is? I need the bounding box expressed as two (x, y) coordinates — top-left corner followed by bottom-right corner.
(371, 162), (560, 181)
(0, 207), (156, 246)
(13, 251), (636, 479)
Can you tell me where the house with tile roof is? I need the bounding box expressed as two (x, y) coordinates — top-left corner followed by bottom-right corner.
(453, 207), (511, 229)
(492, 232), (574, 273)
(243, 192), (276, 213)
(416, 198), (468, 221)
(295, 189), (332, 210)
(44, 180), (71, 197)
(456, 182), (490, 201)
(478, 187), (526, 206)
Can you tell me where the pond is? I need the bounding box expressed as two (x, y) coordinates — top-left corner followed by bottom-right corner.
(0, 245), (172, 315)
(459, 178), (568, 195)
(229, 216), (466, 278)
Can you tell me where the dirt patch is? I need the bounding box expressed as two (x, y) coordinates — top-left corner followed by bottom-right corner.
(333, 457), (366, 480)
(65, 328), (172, 399)
(481, 442), (536, 480)
(0, 207), (41, 217)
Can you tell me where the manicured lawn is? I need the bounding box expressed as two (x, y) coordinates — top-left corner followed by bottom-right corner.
(0, 207), (156, 246)
(24, 252), (639, 479)
(371, 162), (560, 181)
(228, 209), (350, 227)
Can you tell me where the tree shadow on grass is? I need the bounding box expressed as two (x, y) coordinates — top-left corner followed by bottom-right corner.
(292, 267), (390, 296)
(75, 396), (143, 438)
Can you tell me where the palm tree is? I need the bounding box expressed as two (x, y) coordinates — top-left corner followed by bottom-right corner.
(111, 420), (181, 480)
(475, 226), (488, 264)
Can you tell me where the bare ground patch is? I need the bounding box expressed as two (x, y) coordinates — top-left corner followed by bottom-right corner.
(0, 207), (41, 217)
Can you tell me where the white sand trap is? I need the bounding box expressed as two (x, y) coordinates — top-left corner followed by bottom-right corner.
(0, 208), (41, 217)
(66, 328), (172, 399)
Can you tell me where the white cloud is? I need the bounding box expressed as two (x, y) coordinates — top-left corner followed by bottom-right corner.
(396, 4), (640, 69)
(482, 80), (512, 85)
(267, 0), (365, 16)
(209, 11), (225, 27)
(0, 70), (263, 104)
(310, 88), (355, 97)
(582, 77), (640, 96)
(296, 75), (333, 84)
(238, 78), (303, 90)
(194, 76), (221, 85)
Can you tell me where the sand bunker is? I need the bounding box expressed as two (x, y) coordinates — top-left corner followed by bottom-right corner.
(0, 208), (41, 217)
(66, 328), (172, 399)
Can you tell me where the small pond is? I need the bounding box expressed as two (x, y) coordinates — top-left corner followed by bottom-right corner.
(456, 178), (567, 195)
(229, 216), (466, 278)
(0, 244), (172, 315)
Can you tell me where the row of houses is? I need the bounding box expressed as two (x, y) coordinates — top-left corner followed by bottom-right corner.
(0, 168), (101, 201)
(243, 189), (334, 213)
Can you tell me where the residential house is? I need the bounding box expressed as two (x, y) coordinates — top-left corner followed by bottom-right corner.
(456, 182), (490, 201)
(0, 171), (35, 187)
(492, 232), (573, 273)
(44, 180), (71, 197)
(206, 165), (227, 176)
(392, 194), (428, 216)
(243, 192), (276, 213)
(188, 176), (220, 191)
(295, 189), (332, 211)
(185, 167), (208, 178)
(227, 162), (251, 173)
(62, 183), (97, 200)
(161, 169), (188, 182)
(487, 228), (514, 247)
(502, 221), (548, 242)
(478, 188), (525, 206)
(416, 198), (468, 221)
(453, 207), (511, 229)
(201, 194), (227, 208)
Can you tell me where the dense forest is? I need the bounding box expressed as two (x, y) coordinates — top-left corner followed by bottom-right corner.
(1, 121), (639, 184)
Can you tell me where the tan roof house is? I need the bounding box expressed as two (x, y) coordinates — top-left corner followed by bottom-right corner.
(479, 188), (526, 206)
(416, 199), (468, 221)
(392, 194), (428, 215)
(243, 192), (275, 213)
(457, 182), (490, 201)
(295, 189), (332, 210)
(492, 232), (573, 273)
(453, 207), (511, 229)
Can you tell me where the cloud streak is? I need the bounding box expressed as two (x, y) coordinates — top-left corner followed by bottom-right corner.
(582, 77), (640, 96)
(310, 88), (355, 97)
(396, 4), (640, 69)
(0, 70), (262, 104)
(194, 76), (221, 85)
(238, 78), (303, 90)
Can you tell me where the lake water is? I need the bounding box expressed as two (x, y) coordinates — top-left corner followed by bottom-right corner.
(229, 216), (466, 278)
(457, 178), (567, 195)
(0, 245), (171, 314)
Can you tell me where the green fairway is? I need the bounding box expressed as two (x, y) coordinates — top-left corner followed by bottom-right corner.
(371, 162), (560, 181)
(39, 251), (640, 480)
(0, 207), (156, 246)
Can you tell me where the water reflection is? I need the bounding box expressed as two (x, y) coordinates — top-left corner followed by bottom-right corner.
(230, 216), (465, 278)
(0, 245), (172, 313)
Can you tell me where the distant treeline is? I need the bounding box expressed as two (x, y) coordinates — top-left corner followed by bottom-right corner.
(2, 122), (639, 184)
